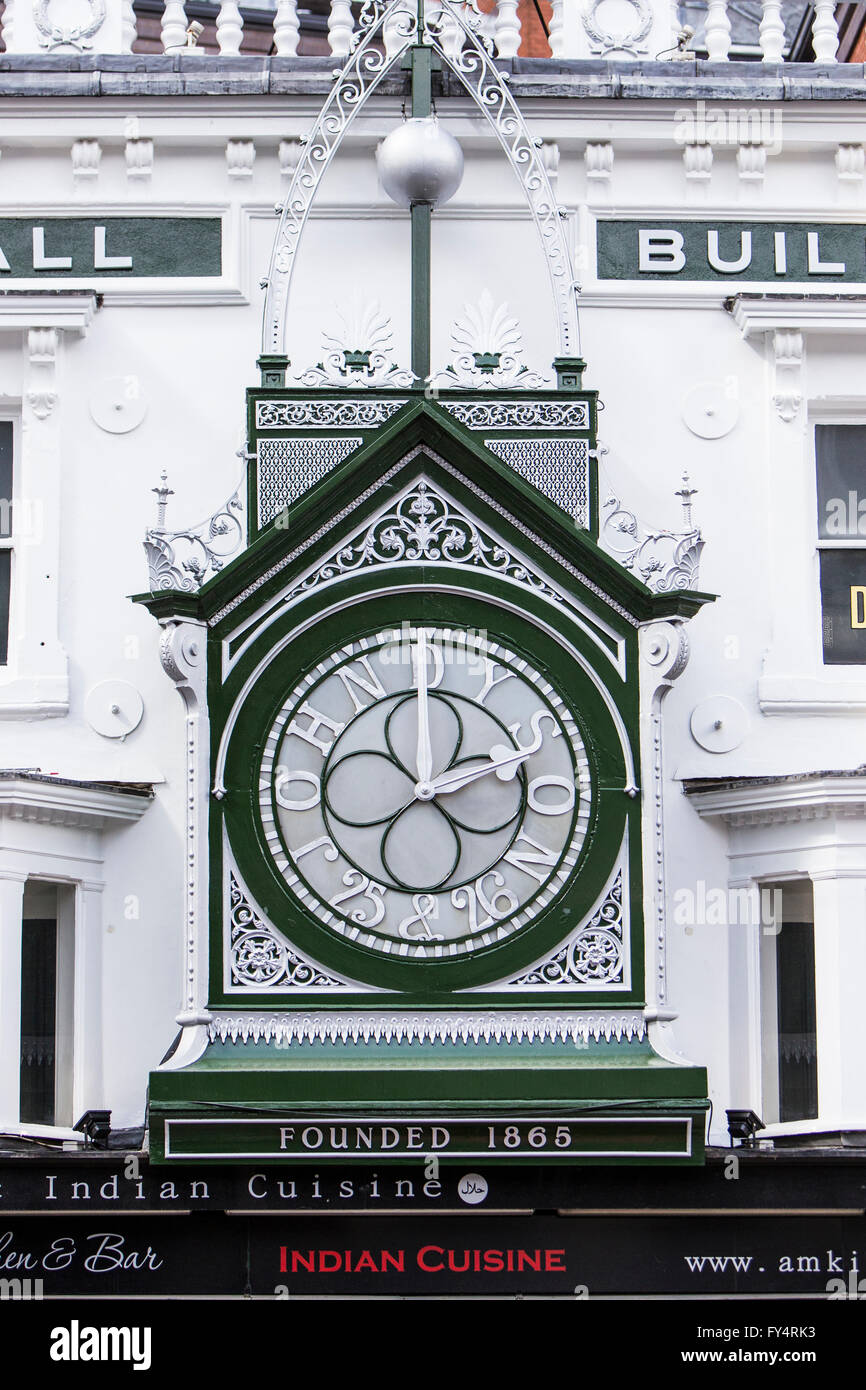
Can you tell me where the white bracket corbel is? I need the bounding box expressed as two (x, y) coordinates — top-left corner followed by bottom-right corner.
(772, 329), (804, 423)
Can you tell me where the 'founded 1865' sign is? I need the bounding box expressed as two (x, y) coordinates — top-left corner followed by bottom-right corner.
(0, 218), (221, 277)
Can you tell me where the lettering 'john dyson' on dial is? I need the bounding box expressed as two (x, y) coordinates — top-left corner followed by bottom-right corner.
(259, 628), (591, 958)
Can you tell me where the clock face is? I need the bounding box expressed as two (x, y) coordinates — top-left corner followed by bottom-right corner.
(257, 627), (591, 960)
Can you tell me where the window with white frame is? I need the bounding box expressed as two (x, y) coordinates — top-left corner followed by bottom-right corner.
(760, 880), (818, 1126)
(19, 880), (75, 1128)
(816, 424), (866, 665)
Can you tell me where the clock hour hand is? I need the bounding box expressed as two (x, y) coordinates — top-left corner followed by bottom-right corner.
(413, 630), (434, 785)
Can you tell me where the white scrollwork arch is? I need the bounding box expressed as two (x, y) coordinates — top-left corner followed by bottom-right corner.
(262, 0), (580, 362)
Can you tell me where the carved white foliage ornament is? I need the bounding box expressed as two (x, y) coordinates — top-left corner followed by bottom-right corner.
(296, 300), (415, 388)
(432, 289), (549, 389)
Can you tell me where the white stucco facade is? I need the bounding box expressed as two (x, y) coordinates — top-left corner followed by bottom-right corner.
(0, 0), (864, 1150)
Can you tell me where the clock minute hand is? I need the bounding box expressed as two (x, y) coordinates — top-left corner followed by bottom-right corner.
(414, 631), (433, 785)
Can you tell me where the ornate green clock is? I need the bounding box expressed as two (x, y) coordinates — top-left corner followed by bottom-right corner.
(141, 0), (711, 1166)
(142, 414), (710, 1163)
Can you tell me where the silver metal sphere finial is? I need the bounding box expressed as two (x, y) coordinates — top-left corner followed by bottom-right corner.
(376, 116), (464, 209)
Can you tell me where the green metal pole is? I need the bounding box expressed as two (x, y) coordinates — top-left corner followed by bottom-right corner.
(411, 202), (431, 384)
(409, 43), (433, 385)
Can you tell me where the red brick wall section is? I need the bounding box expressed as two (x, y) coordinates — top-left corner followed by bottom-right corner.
(519, 0), (552, 56)
(849, 25), (866, 57)
(477, 0), (552, 57)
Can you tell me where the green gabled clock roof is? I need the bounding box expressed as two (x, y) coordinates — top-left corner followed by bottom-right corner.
(134, 398), (714, 631)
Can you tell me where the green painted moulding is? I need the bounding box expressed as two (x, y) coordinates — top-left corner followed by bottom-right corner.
(148, 1041), (709, 1165)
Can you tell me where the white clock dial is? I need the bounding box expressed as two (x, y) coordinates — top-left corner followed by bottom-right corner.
(258, 628), (591, 959)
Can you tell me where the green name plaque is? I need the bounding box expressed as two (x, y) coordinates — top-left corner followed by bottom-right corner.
(597, 219), (866, 283)
(0, 217), (222, 277)
(162, 1115), (698, 1163)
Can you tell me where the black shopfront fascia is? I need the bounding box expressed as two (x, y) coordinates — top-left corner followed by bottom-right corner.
(1, 1150), (865, 1298)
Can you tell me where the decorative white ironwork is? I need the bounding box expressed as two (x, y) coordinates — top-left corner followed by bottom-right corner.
(295, 302), (415, 388)
(432, 290), (549, 389)
(33, 0), (106, 49)
(264, 1), (419, 354)
(582, 0), (653, 55)
(509, 871), (625, 987)
(601, 474), (704, 594)
(281, 478), (570, 609)
(442, 400), (589, 430)
(256, 398), (407, 429)
(211, 447), (641, 633)
(423, 2), (579, 360)
(145, 470), (246, 593)
(264, 0), (580, 363)
(207, 1010), (647, 1046)
(484, 437), (589, 527)
(257, 436), (363, 526)
(229, 873), (347, 989)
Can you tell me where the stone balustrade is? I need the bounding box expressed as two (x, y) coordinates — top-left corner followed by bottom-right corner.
(0, 0), (843, 62)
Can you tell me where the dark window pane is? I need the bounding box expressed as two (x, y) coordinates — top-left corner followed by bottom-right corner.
(20, 919), (57, 1125)
(776, 922), (818, 1123)
(816, 425), (866, 539)
(820, 549), (866, 665)
(0, 550), (9, 666)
